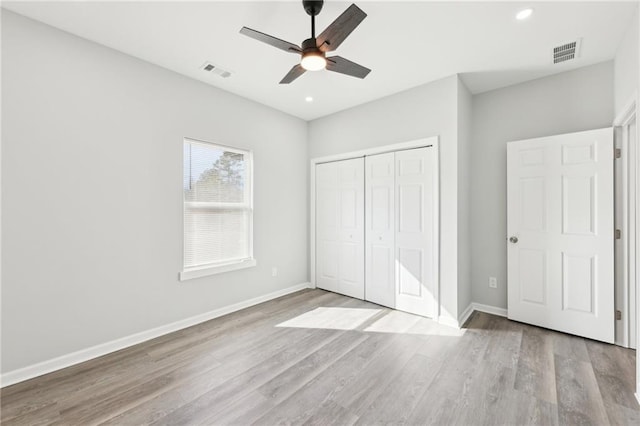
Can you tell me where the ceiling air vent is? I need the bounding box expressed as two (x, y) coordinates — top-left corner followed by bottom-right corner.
(552, 39), (581, 64)
(200, 61), (232, 78)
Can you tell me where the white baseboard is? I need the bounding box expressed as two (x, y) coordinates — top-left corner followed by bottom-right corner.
(636, 392), (640, 406)
(472, 302), (508, 318)
(0, 282), (313, 388)
(458, 303), (475, 327)
(439, 302), (506, 329)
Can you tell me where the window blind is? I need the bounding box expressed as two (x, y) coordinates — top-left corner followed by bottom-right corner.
(183, 140), (252, 269)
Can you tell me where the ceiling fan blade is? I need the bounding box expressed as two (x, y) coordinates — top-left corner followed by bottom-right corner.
(316, 4), (367, 52)
(240, 27), (301, 54)
(279, 64), (306, 84)
(326, 56), (370, 79)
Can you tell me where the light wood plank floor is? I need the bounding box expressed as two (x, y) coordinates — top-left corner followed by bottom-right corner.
(1, 289), (638, 425)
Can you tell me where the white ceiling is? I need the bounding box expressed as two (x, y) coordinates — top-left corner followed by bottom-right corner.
(3, 1), (637, 120)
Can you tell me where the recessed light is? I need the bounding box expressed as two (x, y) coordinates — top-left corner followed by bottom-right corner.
(305, 96), (313, 102)
(516, 8), (533, 20)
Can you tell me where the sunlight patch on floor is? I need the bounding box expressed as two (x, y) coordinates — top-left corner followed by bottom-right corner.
(364, 310), (421, 333)
(276, 306), (466, 337)
(365, 310), (467, 337)
(276, 307), (382, 330)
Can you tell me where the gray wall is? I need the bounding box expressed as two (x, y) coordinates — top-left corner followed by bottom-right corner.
(456, 78), (472, 317)
(614, 5), (639, 116)
(1, 11), (308, 373)
(470, 61), (615, 309)
(308, 75), (462, 323)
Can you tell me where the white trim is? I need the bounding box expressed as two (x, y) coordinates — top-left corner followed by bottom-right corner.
(183, 136), (251, 156)
(309, 136), (440, 313)
(432, 143), (441, 321)
(0, 282), (312, 388)
(472, 302), (508, 318)
(614, 125), (629, 348)
(441, 303), (507, 329)
(636, 392), (640, 407)
(180, 258), (256, 281)
(309, 158), (317, 289)
(612, 96), (637, 349)
(458, 303), (475, 327)
(614, 92), (638, 126)
(312, 138), (437, 166)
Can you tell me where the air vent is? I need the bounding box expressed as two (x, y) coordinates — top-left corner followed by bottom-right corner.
(552, 39), (581, 64)
(200, 62), (232, 78)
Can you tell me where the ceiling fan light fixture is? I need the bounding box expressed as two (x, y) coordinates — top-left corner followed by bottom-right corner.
(301, 52), (327, 71)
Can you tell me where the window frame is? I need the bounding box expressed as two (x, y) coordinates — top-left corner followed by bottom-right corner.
(180, 137), (255, 281)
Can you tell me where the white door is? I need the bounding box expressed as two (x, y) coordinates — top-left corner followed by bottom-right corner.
(507, 128), (614, 343)
(365, 153), (395, 307)
(395, 147), (438, 318)
(316, 158), (365, 299)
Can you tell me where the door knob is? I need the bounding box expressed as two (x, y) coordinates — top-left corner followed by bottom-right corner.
(509, 236), (519, 244)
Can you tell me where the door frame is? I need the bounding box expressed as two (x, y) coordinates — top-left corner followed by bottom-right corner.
(614, 93), (638, 349)
(309, 136), (439, 315)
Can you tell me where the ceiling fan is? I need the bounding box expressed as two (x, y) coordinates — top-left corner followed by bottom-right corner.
(240, 0), (371, 84)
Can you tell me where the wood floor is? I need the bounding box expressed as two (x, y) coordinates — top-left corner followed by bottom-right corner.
(1, 289), (638, 425)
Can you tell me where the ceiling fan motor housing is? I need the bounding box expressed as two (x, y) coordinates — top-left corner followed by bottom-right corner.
(302, 38), (324, 57)
(303, 0), (324, 16)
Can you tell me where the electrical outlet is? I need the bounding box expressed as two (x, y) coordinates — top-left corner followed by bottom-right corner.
(272, 267), (278, 277)
(489, 277), (497, 288)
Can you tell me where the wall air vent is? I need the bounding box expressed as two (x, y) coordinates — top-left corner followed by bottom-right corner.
(552, 39), (581, 64)
(200, 61), (232, 78)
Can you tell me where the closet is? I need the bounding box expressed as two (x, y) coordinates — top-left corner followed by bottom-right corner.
(315, 145), (438, 318)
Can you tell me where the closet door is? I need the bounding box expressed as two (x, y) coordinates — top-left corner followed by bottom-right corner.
(365, 153), (396, 308)
(316, 158), (365, 299)
(395, 147), (438, 318)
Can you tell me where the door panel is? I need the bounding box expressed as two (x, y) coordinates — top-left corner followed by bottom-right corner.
(398, 248), (423, 296)
(316, 163), (339, 293)
(371, 186), (391, 230)
(519, 248), (546, 305)
(520, 177), (546, 231)
(339, 243), (358, 283)
(365, 153), (395, 307)
(507, 127), (614, 343)
(319, 241), (338, 278)
(341, 189), (358, 228)
(562, 175), (596, 235)
(561, 252), (595, 313)
(395, 147), (437, 318)
(399, 185), (423, 232)
(316, 158), (365, 299)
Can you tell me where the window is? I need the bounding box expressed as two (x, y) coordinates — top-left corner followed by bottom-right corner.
(181, 138), (254, 280)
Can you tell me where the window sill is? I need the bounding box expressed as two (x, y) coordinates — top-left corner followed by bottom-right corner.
(180, 258), (257, 281)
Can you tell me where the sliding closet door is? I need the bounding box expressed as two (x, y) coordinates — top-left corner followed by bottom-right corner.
(316, 158), (365, 299)
(395, 147), (438, 318)
(365, 153), (396, 307)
